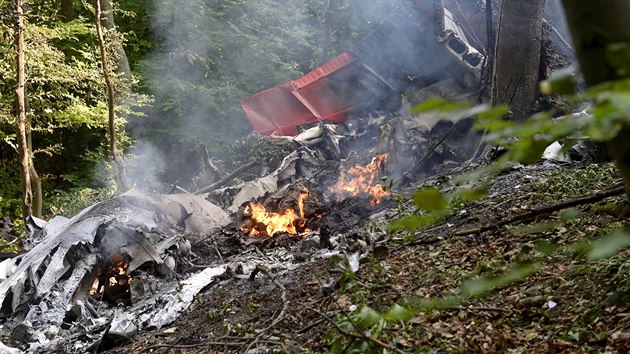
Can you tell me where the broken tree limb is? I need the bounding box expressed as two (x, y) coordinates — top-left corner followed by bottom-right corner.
(245, 264), (289, 352)
(400, 122), (458, 185)
(446, 305), (512, 313)
(200, 144), (223, 181)
(455, 184), (625, 237)
(166, 184), (193, 195)
(248, 265), (288, 331)
(194, 160), (258, 195)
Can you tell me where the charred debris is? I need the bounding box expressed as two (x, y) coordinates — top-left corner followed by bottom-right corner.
(0, 1), (572, 353)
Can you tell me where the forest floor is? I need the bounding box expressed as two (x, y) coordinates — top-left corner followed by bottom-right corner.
(108, 161), (630, 353)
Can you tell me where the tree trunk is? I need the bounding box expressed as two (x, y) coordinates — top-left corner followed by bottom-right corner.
(14, 0), (32, 219)
(99, 0), (131, 91)
(560, 0), (630, 196)
(22, 81), (43, 218)
(26, 119), (42, 218)
(60, 0), (75, 22)
(491, 0), (546, 120)
(315, 0), (332, 64)
(95, 0), (129, 192)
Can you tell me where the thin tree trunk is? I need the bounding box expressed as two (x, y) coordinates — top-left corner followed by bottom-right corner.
(23, 84), (42, 218)
(95, 0), (129, 191)
(99, 0), (131, 90)
(14, 0), (32, 219)
(26, 124), (42, 218)
(60, 0), (75, 22)
(491, 0), (546, 120)
(560, 0), (630, 196)
(485, 0), (495, 67)
(316, 0), (332, 64)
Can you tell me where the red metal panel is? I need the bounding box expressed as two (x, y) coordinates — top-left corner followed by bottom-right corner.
(292, 62), (366, 120)
(240, 82), (316, 136)
(241, 52), (358, 136)
(292, 52), (356, 89)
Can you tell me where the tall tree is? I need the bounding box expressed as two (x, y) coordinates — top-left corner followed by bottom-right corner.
(94, 0), (129, 191)
(560, 0), (630, 196)
(491, 0), (546, 120)
(14, 0), (32, 218)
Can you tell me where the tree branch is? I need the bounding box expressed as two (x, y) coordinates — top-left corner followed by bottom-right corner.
(194, 160), (257, 194)
(455, 184), (625, 236)
(311, 308), (406, 354)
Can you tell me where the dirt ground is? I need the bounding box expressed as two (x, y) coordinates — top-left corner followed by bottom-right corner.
(107, 161), (630, 353)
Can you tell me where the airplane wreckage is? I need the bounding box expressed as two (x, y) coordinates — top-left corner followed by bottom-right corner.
(0, 1), (575, 352)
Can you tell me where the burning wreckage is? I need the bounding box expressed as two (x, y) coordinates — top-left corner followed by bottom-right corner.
(0, 2), (569, 353)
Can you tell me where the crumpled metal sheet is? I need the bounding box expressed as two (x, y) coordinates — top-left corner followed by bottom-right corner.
(0, 214), (111, 312)
(0, 191), (231, 318)
(163, 193), (231, 233)
(228, 151), (302, 212)
(149, 265), (226, 329)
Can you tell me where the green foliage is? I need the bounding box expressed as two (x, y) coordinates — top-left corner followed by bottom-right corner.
(587, 230), (630, 260)
(532, 163), (619, 203)
(0, 161), (23, 219)
(136, 0), (320, 148)
(460, 262), (541, 297)
(0, 0), (155, 220)
(388, 184), (487, 231)
(0, 19), (107, 131)
(412, 187), (447, 213)
(47, 185), (116, 217)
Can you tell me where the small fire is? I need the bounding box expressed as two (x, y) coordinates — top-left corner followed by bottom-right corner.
(329, 154), (390, 206)
(90, 252), (132, 296)
(241, 190), (310, 237)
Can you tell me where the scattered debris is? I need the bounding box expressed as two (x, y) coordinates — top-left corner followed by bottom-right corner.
(0, 1), (577, 353)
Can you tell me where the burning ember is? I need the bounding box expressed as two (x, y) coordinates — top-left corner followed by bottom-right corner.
(241, 190), (311, 237)
(329, 154), (390, 206)
(90, 253), (132, 302)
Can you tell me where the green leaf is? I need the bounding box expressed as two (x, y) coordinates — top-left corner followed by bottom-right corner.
(533, 240), (559, 255)
(384, 304), (413, 322)
(450, 185), (488, 201)
(409, 98), (470, 113)
(330, 338), (344, 354)
(607, 42), (630, 77)
(587, 231), (630, 260)
(461, 262), (540, 297)
(354, 306), (383, 328)
(388, 214), (438, 231)
(474, 104), (510, 121)
(560, 208), (580, 221)
(413, 187), (447, 213)
(540, 66), (577, 95)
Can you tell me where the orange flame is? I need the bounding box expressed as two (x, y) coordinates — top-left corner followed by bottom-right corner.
(90, 252), (132, 295)
(242, 190), (310, 237)
(329, 154), (390, 206)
